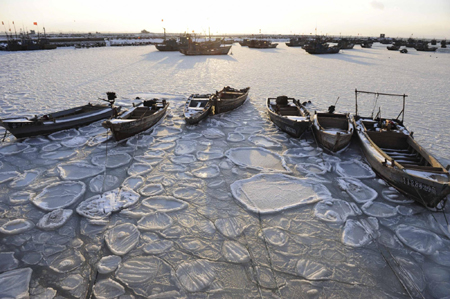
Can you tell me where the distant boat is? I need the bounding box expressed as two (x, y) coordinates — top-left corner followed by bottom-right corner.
(1, 29), (56, 51)
(360, 41), (373, 48)
(248, 40), (278, 49)
(179, 36), (231, 55)
(387, 45), (401, 51)
(210, 86), (250, 114)
(0, 92), (120, 139)
(303, 39), (340, 54)
(311, 109), (354, 152)
(285, 37), (306, 47)
(184, 94), (213, 125)
(266, 96), (310, 138)
(239, 39), (251, 46)
(353, 89), (450, 208)
(103, 98), (168, 141)
(337, 39), (355, 49)
(414, 42), (438, 52)
(155, 30), (189, 51)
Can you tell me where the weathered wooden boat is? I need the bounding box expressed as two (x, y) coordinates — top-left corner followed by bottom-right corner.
(414, 43), (438, 52)
(266, 96), (310, 138)
(184, 94), (212, 125)
(248, 40), (278, 49)
(179, 38), (231, 55)
(353, 89), (450, 208)
(0, 92), (120, 139)
(155, 31), (189, 51)
(337, 39), (355, 49)
(360, 41), (373, 48)
(286, 37), (306, 47)
(303, 40), (340, 54)
(312, 108), (354, 152)
(239, 39), (251, 46)
(102, 98), (169, 141)
(211, 86), (250, 115)
(387, 45), (401, 51)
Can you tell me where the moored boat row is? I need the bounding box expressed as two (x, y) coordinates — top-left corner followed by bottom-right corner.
(1, 88), (449, 208)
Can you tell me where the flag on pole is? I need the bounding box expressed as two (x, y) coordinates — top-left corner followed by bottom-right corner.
(1, 21), (4, 25)
(12, 21), (14, 24)
(33, 22), (37, 25)
(161, 19), (163, 22)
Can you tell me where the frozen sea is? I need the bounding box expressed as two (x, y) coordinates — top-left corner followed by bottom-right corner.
(0, 42), (450, 298)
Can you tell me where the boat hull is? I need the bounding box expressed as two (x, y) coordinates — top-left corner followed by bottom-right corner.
(213, 87), (250, 114)
(312, 113), (353, 152)
(180, 45), (231, 56)
(1, 105), (117, 139)
(103, 103), (168, 141)
(266, 98), (310, 138)
(354, 117), (450, 208)
(184, 94), (213, 125)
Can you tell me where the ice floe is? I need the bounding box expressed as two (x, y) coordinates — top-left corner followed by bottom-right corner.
(283, 147), (323, 158)
(151, 126), (182, 137)
(296, 259), (332, 280)
(231, 173), (331, 214)
(222, 240), (250, 263)
(175, 259), (215, 292)
(395, 225), (443, 255)
(40, 149), (77, 160)
(192, 165), (221, 178)
(361, 201), (397, 217)
(91, 153), (132, 168)
(170, 154), (196, 164)
(93, 279), (125, 299)
(314, 199), (355, 224)
(226, 132), (246, 142)
(0, 252), (18, 272)
(202, 128), (225, 139)
(8, 170), (39, 189)
(126, 134), (155, 148)
(0, 143), (30, 155)
(0, 268), (32, 299)
(9, 191), (34, 205)
(142, 196), (188, 212)
(61, 136), (89, 148)
(261, 227), (288, 246)
(141, 232), (174, 254)
(32, 181), (86, 211)
(48, 128), (80, 140)
(97, 255), (122, 274)
(196, 149), (224, 161)
(122, 176), (145, 190)
(115, 256), (161, 295)
(235, 126), (262, 134)
(341, 218), (378, 247)
(381, 188), (415, 204)
(248, 135), (281, 148)
(140, 184), (164, 196)
(106, 223), (140, 255)
(336, 177), (378, 203)
(0, 171), (20, 184)
(133, 155), (163, 165)
(77, 187), (140, 220)
(214, 217), (246, 238)
(36, 209), (73, 230)
(226, 147), (290, 172)
(89, 174), (121, 193)
(336, 160), (375, 179)
(127, 162), (153, 176)
(57, 161), (104, 180)
(175, 140), (197, 155)
(150, 141), (175, 150)
(137, 212), (173, 231)
(48, 249), (85, 273)
(41, 143), (62, 152)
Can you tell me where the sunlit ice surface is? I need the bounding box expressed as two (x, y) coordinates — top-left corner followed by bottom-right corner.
(0, 42), (449, 298)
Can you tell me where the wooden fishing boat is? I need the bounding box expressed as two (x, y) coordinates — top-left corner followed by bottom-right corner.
(184, 94), (213, 125)
(266, 96), (310, 138)
(387, 45), (401, 51)
(312, 110), (354, 152)
(303, 40), (340, 54)
(102, 98), (168, 141)
(353, 89), (450, 208)
(210, 86), (250, 115)
(0, 92), (120, 139)
(248, 40), (278, 49)
(179, 37), (231, 56)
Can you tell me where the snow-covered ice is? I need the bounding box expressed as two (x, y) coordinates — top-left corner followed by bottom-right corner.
(1, 42), (449, 298)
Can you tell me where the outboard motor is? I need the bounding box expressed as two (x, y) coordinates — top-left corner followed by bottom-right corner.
(143, 99), (158, 107)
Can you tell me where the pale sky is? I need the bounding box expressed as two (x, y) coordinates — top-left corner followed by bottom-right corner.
(1, 0), (449, 38)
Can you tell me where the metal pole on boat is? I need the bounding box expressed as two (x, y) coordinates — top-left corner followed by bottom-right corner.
(355, 89), (358, 116)
(402, 94), (406, 123)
